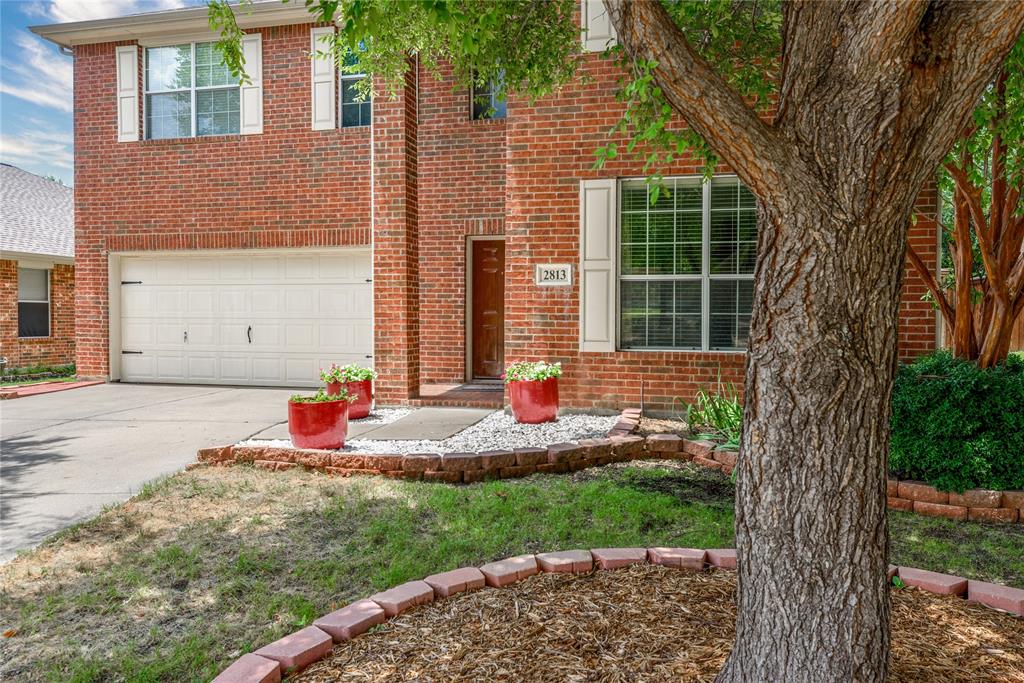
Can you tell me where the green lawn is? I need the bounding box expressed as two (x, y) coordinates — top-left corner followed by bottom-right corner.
(1, 462), (1021, 682)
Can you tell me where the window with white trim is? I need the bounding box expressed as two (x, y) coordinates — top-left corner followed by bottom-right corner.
(144, 42), (240, 139)
(339, 52), (372, 127)
(618, 176), (757, 351)
(18, 268), (50, 338)
(471, 71), (506, 120)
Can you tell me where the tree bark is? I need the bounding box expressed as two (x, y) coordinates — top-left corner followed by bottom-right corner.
(605, 1), (1024, 680)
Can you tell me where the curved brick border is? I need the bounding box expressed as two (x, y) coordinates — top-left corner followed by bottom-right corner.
(211, 546), (1024, 682)
(680, 437), (1023, 525)
(191, 409), (1021, 526)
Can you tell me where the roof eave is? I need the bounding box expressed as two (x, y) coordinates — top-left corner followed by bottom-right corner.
(29, 2), (316, 49)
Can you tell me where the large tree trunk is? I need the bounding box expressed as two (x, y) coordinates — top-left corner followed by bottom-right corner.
(720, 191), (907, 682)
(606, 2), (1024, 680)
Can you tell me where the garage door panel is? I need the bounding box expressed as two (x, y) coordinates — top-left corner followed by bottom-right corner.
(187, 356), (218, 381)
(220, 357), (250, 381)
(156, 354), (186, 380)
(186, 259), (218, 281)
(156, 258), (187, 283)
(285, 323), (316, 350)
(187, 322), (217, 346)
(120, 250), (371, 387)
(219, 289), (250, 315)
(122, 288), (154, 315)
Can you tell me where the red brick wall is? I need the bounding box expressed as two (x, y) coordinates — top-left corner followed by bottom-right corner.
(499, 51), (938, 412)
(73, 25), (373, 379)
(416, 62), (507, 383)
(70, 21), (937, 408)
(1, 260), (76, 369)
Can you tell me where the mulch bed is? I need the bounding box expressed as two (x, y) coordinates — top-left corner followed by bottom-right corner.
(293, 565), (1024, 682)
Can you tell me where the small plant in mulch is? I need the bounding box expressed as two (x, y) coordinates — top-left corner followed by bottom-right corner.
(289, 388), (356, 404)
(678, 382), (743, 449)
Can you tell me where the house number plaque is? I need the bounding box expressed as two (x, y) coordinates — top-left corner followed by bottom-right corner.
(535, 263), (572, 286)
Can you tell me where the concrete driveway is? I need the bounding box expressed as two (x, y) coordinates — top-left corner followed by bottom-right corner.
(0, 383), (296, 561)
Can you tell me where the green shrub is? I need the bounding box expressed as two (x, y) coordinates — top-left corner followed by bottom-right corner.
(890, 351), (1024, 492)
(289, 389), (355, 404)
(504, 360), (562, 383)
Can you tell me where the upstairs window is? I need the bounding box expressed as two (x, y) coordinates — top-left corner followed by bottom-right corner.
(619, 176), (757, 351)
(471, 71), (506, 120)
(145, 41), (240, 139)
(18, 268), (50, 338)
(340, 52), (372, 127)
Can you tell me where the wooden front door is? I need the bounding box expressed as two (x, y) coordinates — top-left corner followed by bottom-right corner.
(471, 239), (505, 379)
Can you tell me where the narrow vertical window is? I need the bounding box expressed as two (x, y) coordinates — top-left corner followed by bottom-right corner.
(471, 70), (506, 120)
(18, 268), (50, 338)
(340, 52), (372, 127)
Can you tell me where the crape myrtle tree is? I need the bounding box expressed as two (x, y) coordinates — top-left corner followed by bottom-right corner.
(909, 35), (1024, 368)
(211, 1), (1024, 680)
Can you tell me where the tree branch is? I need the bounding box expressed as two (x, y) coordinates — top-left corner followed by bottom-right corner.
(603, 0), (793, 199)
(907, 240), (955, 326)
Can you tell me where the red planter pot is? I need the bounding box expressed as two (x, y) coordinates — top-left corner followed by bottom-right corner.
(508, 377), (559, 424)
(326, 379), (373, 419)
(288, 399), (350, 450)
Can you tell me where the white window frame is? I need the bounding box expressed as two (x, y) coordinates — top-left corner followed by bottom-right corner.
(339, 69), (372, 128)
(17, 268), (51, 339)
(143, 41), (240, 140)
(616, 174), (756, 353)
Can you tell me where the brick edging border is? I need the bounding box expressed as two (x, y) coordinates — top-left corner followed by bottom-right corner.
(191, 409), (1022, 526)
(211, 547), (1024, 682)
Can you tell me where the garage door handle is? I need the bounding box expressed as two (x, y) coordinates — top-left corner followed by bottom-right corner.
(247, 326), (252, 344)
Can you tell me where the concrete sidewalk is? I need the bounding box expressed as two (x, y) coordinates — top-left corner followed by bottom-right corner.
(0, 383), (296, 561)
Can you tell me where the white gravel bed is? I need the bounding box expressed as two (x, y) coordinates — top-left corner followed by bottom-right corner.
(345, 410), (617, 454)
(239, 410), (617, 453)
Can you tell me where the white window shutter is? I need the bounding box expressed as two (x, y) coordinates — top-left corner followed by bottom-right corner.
(239, 33), (263, 135)
(310, 27), (336, 130)
(582, 0), (617, 52)
(115, 46), (138, 142)
(579, 179), (617, 352)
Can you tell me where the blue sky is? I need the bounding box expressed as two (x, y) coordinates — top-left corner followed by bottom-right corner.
(0, 0), (201, 186)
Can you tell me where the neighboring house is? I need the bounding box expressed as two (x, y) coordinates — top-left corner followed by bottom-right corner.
(0, 164), (75, 370)
(31, 1), (940, 410)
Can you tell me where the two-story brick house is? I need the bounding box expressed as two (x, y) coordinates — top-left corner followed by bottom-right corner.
(32, 1), (941, 411)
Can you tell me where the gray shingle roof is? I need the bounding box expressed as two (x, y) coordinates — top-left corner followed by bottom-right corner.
(0, 163), (74, 259)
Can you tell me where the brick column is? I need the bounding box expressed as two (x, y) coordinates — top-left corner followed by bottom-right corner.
(372, 65), (420, 403)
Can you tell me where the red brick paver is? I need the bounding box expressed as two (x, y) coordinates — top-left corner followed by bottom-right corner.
(897, 567), (967, 596)
(897, 481), (948, 505)
(314, 600), (386, 642)
(591, 547), (647, 570)
(536, 550), (594, 574)
(967, 580), (1024, 616)
(647, 547), (706, 570)
(254, 626), (332, 671)
(369, 580), (435, 617)
(212, 653), (281, 683)
(479, 554), (539, 587)
(423, 567), (487, 598)
(513, 447), (548, 466)
(706, 549), (737, 569)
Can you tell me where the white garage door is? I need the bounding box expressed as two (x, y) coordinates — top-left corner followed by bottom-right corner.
(118, 249), (372, 387)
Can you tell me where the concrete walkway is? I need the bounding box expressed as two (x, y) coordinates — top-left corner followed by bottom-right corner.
(248, 406), (494, 441)
(0, 383), (296, 561)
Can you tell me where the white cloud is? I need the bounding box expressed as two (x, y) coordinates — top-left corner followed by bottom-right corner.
(0, 32), (73, 112)
(0, 128), (75, 171)
(34, 0), (192, 23)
